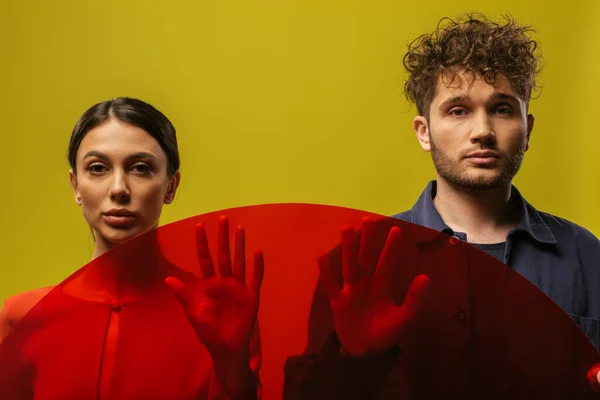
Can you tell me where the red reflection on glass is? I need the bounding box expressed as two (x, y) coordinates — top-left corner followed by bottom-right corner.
(0, 204), (597, 399)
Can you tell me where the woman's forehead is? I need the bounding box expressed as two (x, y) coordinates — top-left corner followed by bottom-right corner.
(77, 119), (165, 160)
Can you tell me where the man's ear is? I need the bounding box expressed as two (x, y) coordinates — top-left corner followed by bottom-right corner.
(69, 169), (82, 205)
(525, 114), (534, 151)
(164, 171), (181, 205)
(413, 115), (431, 152)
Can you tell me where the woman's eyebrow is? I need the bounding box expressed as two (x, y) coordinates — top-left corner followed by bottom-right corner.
(82, 151), (158, 161)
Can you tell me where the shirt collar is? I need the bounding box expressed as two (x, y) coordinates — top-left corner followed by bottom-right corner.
(408, 181), (453, 234)
(408, 180), (557, 245)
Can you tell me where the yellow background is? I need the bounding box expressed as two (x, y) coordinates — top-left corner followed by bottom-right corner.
(1, 0), (599, 299)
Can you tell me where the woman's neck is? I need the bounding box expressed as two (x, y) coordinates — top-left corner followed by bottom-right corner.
(92, 235), (116, 260)
(66, 234), (163, 304)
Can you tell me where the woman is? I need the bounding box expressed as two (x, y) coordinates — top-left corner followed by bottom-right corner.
(0, 97), (263, 399)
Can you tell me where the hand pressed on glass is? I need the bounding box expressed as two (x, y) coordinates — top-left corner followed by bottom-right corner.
(318, 217), (429, 356)
(164, 215), (264, 399)
(165, 215), (263, 353)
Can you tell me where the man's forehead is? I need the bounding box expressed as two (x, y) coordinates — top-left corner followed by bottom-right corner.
(434, 71), (517, 99)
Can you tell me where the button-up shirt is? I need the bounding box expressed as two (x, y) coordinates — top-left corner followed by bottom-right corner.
(393, 180), (600, 350)
(283, 181), (600, 399)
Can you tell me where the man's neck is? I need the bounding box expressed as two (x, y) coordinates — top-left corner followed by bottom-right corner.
(432, 178), (520, 244)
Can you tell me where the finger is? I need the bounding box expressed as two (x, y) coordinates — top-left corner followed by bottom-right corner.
(389, 274), (429, 345)
(196, 223), (216, 278)
(233, 225), (246, 283)
(317, 253), (341, 301)
(217, 215), (233, 277)
(249, 250), (265, 298)
(586, 363), (600, 392)
(164, 276), (187, 305)
(402, 274), (430, 318)
(341, 224), (359, 286)
(373, 226), (403, 297)
(358, 217), (376, 276)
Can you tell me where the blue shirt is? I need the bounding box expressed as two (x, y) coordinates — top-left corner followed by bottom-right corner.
(392, 180), (600, 350)
(284, 183), (600, 398)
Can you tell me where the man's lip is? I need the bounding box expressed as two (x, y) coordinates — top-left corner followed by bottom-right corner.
(465, 151), (500, 158)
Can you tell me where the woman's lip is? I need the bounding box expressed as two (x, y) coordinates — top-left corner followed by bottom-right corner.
(104, 209), (136, 217)
(103, 215), (136, 227)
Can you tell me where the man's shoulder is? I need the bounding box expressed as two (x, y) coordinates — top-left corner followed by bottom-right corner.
(537, 210), (600, 247)
(390, 209), (412, 222)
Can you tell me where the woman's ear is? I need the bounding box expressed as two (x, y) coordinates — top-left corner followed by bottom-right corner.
(69, 169), (82, 205)
(164, 171), (181, 205)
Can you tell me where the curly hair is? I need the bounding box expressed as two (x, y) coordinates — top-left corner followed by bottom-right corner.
(403, 13), (542, 117)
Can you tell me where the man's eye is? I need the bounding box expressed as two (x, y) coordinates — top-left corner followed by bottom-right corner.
(449, 108), (466, 116)
(495, 106), (512, 115)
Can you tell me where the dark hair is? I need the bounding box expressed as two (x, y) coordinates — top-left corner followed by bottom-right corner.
(403, 13), (542, 117)
(68, 97), (180, 176)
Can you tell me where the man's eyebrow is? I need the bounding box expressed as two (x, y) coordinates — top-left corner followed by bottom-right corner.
(490, 92), (521, 102)
(438, 92), (521, 110)
(438, 95), (468, 109)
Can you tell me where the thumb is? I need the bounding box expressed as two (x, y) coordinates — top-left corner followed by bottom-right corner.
(402, 274), (430, 317)
(164, 276), (187, 305)
(394, 274), (430, 345)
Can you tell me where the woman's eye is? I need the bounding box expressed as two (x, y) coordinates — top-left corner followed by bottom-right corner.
(87, 164), (107, 173)
(132, 164), (152, 173)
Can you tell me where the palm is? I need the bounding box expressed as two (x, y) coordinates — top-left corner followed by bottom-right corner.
(319, 218), (429, 356)
(333, 283), (413, 353)
(165, 216), (264, 353)
(180, 276), (258, 349)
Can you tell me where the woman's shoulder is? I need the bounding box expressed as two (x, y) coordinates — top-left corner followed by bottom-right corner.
(1, 286), (56, 327)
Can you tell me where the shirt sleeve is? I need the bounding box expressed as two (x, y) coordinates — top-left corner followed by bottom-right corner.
(0, 287), (54, 347)
(282, 275), (402, 399)
(0, 301), (11, 345)
(570, 226), (600, 391)
(574, 226), (600, 350)
(576, 226), (600, 315)
(282, 331), (401, 399)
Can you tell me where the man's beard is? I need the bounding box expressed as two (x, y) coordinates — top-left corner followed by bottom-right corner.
(429, 133), (527, 190)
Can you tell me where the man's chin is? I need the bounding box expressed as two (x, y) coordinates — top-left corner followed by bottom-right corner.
(440, 171), (507, 190)
(461, 176), (507, 190)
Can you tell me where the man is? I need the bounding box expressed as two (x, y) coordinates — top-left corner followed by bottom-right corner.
(283, 14), (600, 398)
